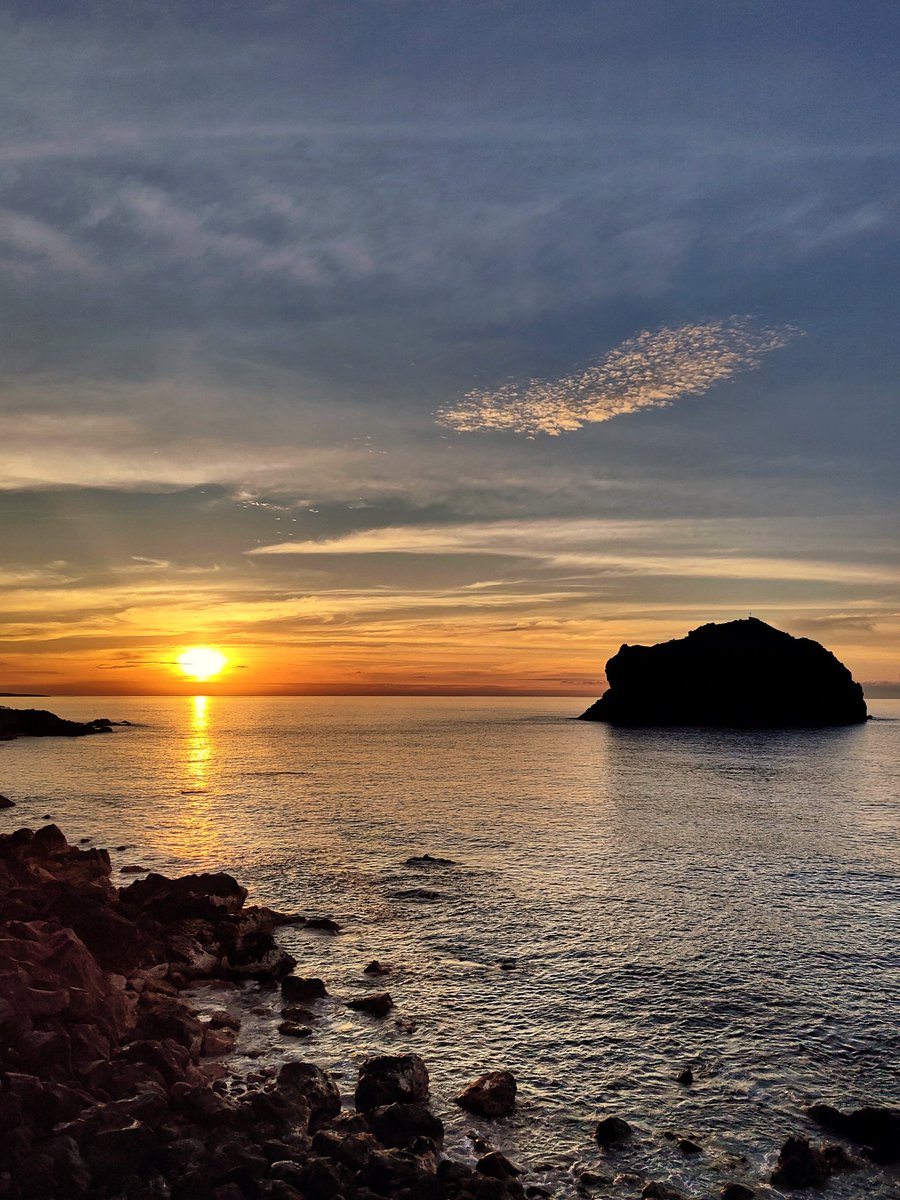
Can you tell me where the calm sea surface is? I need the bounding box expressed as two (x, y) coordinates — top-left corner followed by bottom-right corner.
(1, 696), (898, 1198)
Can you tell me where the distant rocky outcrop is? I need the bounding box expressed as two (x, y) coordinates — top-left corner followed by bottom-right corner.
(580, 618), (867, 728)
(0, 706), (118, 740)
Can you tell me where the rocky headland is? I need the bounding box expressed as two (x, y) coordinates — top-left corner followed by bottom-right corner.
(580, 618), (868, 728)
(0, 707), (126, 741)
(1, 823), (896, 1199)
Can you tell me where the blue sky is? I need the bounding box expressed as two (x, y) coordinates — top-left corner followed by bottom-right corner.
(0, 1), (898, 692)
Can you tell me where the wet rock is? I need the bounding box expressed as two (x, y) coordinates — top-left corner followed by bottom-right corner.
(822, 1143), (859, 1173)
(477, 1151), (521, 1178)
(808, 1103), (900, 1163)
(278, 1021), (313, 1038)
(120, 864), (148, 874)
(202, 1026), (237, 1057)
(676, 1067), (693, 1086)
(392, 888), (441, 901)
(721, 1186), (755, 1200)
(347, 992), (394, 1018)
(304, 916), (341, 933)
(456, 1071), (517, 1119)
(578, 1172), (612, 1189)
(0, 794), (14, 808)
(223, 930), (297, 980)
(367, 1102), (443, 1149)
(355, 1053), (430, 1111)
(594, 1116), (632, 1147)
(771, 1136), (829, 1189)
(281, 975), (328, 1003)
(498, 959), (517, 970)
(208, 1009), (241, 1031)
(404, 854), (456, 866)
(281, 1004), (316, 1023)
(275, 1060), (341, 1128)
(120, 871), (248, 920)
(678, 1137), (702, 1154)
(642, 1184), (684, 1200)
(363, 960), (392, 975)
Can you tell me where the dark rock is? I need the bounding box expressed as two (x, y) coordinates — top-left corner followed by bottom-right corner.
(678, 1138), (702, 1154)
(455, 1071), (517, 1119)
(278, 1021), (313, 1038)
(771, 1136), (829, 1189)
(368, 1102), (443, 1149)
(392, 888), (441, 901)
(347, 992), (394, 1018)
(281, 975), (328, 1003)
(223, 930), (297, 980)
(120, 864), (148, 874)
(822, 1143), (859, 1173)
(275, 1061), (341, 1128)
(676, 1067), (693, 1086)
(642, 1185), (684, 1200)
(578, 1172), (611, 1189)
(0, 794), (14, 808)
(579, 618), (868, 727)
(477, 1151), (521, 1178)
(304, 916), (341, 933)
(594, 1116), (632, 1147)
(808, 1103), (900, 1163)
(721, 1186), (755, 1200)
(0, 707), (116, 740)
(281, 1004), (316, 1023)
(120, 871), (248, 919)
(404, 854), (456, 866)
(363, 960), (392, 975)
(355, 1053), (430, 1111)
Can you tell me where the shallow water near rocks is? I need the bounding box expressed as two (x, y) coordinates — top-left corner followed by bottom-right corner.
(2, 696), (898, 1198)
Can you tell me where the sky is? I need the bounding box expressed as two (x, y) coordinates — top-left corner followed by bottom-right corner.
(0, 0), (898, 696)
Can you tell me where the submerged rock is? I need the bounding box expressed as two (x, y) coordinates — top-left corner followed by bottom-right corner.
(580, 618), (868, 727)
(404, 853), (457, 866)
(455, 1070), (517, 1119)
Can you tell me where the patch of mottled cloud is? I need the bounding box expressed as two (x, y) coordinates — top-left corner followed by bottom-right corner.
(438, 319), (799, 436)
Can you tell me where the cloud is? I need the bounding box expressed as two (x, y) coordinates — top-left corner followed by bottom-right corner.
(248, 516), (900, 586)
(438, 319), (799, 436)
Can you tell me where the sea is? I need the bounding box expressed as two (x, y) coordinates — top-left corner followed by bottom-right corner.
(1, 696), (898, 1198)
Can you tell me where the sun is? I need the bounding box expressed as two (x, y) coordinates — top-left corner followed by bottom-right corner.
(177, 646), (228, 681)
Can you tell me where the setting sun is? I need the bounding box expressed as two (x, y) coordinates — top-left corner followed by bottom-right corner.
(177, 646), (228, 681)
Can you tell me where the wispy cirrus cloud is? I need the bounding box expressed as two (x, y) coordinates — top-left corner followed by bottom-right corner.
(438, 318), (799, 436)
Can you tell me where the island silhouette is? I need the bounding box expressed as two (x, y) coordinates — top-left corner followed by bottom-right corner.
(580, 617), (868, 728)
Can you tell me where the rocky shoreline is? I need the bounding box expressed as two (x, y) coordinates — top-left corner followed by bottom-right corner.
(0, 708), (130, 741)
(1, 825), (897, 1200)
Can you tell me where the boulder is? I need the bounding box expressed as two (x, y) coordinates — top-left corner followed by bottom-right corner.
(721, 1186), (754, 1200)
(580, 618), (867, 727)
(594, 1116), (632, 1147)
(455, 1071), (516, 1119)
(119, 872), (248, 920)
(281, 975), (328, 1003)
(367, 1102), (443, 1149)
(347, 992), (394, 1018)
(477, 1151), (521, 1178)
(771, 1136), (829, 1189)
(0, 795), (14, 809)
(355, 1054), (430, 1112)
(275, 1061), (341, 1128)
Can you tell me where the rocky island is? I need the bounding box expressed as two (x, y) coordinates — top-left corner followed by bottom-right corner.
(580, 618), (868, 727)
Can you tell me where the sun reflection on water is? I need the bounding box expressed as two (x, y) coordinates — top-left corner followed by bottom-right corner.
(166, 695), (224, 862)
